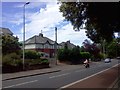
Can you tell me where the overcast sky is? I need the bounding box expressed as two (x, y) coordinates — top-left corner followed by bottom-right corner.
(2, 1), (91, 46)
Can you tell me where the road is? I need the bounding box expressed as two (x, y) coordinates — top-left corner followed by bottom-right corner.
(2, 59), (119, 89)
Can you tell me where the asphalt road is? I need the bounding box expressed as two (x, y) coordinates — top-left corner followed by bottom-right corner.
(2, 59), (119, 89)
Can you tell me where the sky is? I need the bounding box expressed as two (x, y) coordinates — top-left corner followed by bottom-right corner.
(1, 1), (91, 46)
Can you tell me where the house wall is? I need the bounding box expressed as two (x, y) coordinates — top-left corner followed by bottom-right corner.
(25, 43), (55, 58)
(25, 44), (36, 49)
(36, 44), (44, 49)
(25, 43), (60, 58)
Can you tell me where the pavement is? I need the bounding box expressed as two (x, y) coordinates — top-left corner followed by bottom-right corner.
(2, 61), (120, 89)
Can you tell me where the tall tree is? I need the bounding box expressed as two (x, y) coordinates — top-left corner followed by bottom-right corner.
(2, 35), (21, 55)
(82, 39), (100, 59)
(59, 2), (119, 43)
(107, 39), (120, 58)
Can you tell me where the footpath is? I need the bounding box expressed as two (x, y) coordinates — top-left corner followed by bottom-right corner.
(2, 61), (120, 89)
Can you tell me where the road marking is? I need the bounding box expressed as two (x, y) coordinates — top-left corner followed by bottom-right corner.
(3, 80), (38, 88)
(49, 73), (70, 79)
(60, 64), (119, 89)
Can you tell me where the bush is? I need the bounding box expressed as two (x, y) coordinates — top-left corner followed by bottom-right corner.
(57, 49), (64, 61)
(24, 50), (41, 59)
(24, 58), (49, 66)
(57, 49), (71, 62)
(80, 52), (91, 59)
(58, 46), (82, 64)
(98, 53), (105, 59)
(70, 46), (81, 64)
(41, 58), (49, 64)
(91, 53), (108, 61)
(2, 53), (22, 66)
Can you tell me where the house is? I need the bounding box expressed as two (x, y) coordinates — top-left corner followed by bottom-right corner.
(60, 40), (76, 49)
(25, 33), (60, 58)
(0, 27), (13, 36)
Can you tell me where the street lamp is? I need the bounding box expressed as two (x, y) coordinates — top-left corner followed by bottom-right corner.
(23, 2), (30, 70)
(55, 27), (57, 65)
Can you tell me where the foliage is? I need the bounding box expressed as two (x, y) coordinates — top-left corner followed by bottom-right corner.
(59, 2), (119, 43)
(2, 53), (22, 66)
(24, 50), (41, 59)
(82, 39), (100, 58)
(57, 49), (64, 61)
(3, 52), (49, 67)
(2, 35), (21, 55)
(70, 46), (81, 64)
(80, 52), (91, 59)
(41, 58), (49, 64)
(58, 46), (82, 64)
(25, 58), (49, 66)
(107, 39), (120, 58)
(57, 48), (71, 62)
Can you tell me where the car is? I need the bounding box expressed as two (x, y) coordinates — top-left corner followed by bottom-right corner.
(104, 58), (111, 63)
(117, 57), (120, 59)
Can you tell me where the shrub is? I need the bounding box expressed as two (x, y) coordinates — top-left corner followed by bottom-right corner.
(57, 49), (71, 61)
(58, 46), (82, 64)
(57, 49), (64, 61)
(91, 53), (107, 61)
(80, 52), (91, 59)
(70, 46), (81, 64)
(25, 58), (49, 66)
(25, 50), (40, 59)
(41, 58), (49, 64)
(2, 53), (22, 66)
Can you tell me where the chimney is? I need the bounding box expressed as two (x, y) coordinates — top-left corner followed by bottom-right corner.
(67, 40), (70, 43)
(39, 33), (43, 37)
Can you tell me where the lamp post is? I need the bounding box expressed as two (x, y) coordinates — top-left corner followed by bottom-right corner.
(23, 2), (30, 70)
(55, 27), (57, 65)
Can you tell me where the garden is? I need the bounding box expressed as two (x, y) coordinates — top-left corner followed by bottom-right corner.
(2, 51), (49, 73)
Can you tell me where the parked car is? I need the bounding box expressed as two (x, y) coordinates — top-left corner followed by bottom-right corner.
(104, 58), (111, 63)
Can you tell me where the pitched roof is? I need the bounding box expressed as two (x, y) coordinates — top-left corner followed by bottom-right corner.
(60, 40), (76, 48)
(0, 27), (13, 35)
(25, 33), (55, 45)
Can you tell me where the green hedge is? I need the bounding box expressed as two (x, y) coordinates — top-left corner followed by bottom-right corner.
(80, 52), (91, 59)
(2, 53), (22, 66)
(58, 47), (91, 64)
(3, 53), (49, 67)
(19, 50), (41, 59)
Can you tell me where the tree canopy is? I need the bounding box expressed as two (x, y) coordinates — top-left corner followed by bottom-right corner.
(2, 35), (21, 55)
(59, 2), (119, 43)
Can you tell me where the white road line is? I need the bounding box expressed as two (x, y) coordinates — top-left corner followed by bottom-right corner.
(3, 80), (38, 88)
(49, 73), (70, 79)
(60, 64), (119, 89)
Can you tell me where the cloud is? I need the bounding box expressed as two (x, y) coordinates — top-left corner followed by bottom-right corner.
(2, 0), (58, 2)
(19, 2), (64, 36)
(14, 2), (46, 9)
(2, 13), (22, 25)
(48, 23), (89, 46)
(18, 2), (89, 46)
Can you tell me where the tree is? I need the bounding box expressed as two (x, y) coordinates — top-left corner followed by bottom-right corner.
(70, 46), (81, 64)
(82, 39), (100, 60)
(59, 2), (119, 43)
(2, 35), (21, 55)
(107, 39), (120, 58)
